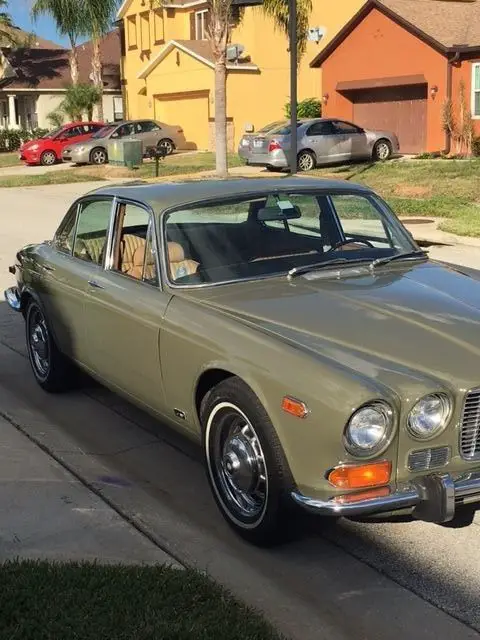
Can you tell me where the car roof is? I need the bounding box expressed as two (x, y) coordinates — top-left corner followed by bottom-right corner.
(86, 178), (372, 212)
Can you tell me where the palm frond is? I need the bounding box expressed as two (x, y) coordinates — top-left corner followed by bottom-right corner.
(262, 0), (313, 59)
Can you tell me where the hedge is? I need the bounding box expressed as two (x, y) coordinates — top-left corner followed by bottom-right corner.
(0, 128), (50, 152)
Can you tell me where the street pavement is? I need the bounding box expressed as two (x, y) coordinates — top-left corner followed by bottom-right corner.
(1, 182), (480, 639)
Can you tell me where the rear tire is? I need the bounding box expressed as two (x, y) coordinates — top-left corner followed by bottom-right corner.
(373, 139), (392, 161)
(265, 165), (278, 172)
(40, 150), (57, 166)
(25, 300), (77, 393)
(201, 377), (295, 546)
(158, 138), (174, 155)
(297, 150), (316, 172)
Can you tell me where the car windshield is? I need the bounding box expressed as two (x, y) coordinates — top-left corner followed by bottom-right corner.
(258, 121), (286, 134)
(42, 127), (63, 139)
(92, 125), (116, 139)
(163, 190), (418, 286)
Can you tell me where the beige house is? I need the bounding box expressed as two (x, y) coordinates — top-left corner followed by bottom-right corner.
(0, 30), (123, 130)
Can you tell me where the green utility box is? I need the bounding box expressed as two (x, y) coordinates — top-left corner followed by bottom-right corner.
(107, 139), (143, 168)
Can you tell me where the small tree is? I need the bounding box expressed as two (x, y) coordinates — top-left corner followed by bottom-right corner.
(55, 84), (103, 122)
(285, 97), (322, 119)
(443, 80), (474, 157)
(47, 110), (65, 128)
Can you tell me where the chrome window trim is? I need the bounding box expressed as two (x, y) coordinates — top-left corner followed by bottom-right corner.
(106, 196), (162, 291)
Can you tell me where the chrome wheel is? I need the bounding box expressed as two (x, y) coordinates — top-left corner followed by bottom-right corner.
(91, 149), (107, 165)
(41, 151), (56, 166)
(297, 151), (315, 172)
(207, 402), (268, 524)
(28, 308), (50, 380)
(375, 140), (391, 161)
(158, 139), (174, 155)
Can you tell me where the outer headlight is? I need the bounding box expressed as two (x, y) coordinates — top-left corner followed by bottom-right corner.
(29, 144), (39, 151)
(344, 401), (394, 457)
(407, 393), (451, 439)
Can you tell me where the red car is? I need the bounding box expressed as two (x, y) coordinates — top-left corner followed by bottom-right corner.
(20, 121), (104, 166)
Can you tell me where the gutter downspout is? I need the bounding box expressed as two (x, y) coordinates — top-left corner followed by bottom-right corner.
(445, 49), (461, 155)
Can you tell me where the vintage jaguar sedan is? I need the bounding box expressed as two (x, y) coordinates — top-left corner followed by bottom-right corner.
(5, 178), (480, 545)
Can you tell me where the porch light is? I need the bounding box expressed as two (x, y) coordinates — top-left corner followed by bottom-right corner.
(322, 93), (329, 105)
(430, 85), (438, 98)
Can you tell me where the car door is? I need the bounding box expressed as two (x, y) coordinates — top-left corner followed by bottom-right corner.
(82, 199), (172, 412)
(332, 120), (369, 159)
(37, 196), (115, 366)
(132, 121), (159, 153)
(303, 121), (344, 163)
(55, 125), (84, 154)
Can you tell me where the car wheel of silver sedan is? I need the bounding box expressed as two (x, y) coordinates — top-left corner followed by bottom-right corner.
(373, 139), (392, 161)
(201, 377), (295, 546)
(90, 148), (108, 165)
(297, 150), (316, 172)
(158, 139), (174, 155)
(25, 300), (77, 393)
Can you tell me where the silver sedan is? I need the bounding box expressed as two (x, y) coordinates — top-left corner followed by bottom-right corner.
(238, 118), (399, 171)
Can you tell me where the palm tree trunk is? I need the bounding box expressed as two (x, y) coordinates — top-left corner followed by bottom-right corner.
(214, 55), (228, 178)
(91, 36), (104, 121)
(69, 47), (79, 85)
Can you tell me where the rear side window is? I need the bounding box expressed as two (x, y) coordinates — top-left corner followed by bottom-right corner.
(139, 121), (161, 132)
(333, 121), (362, 134)
(306, 122), (335, 136)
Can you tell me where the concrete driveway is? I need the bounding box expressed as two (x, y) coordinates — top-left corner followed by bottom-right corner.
(1, 182), (480, 640)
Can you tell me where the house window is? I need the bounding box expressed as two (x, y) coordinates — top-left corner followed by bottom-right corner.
(472, 63), (480, 118)
(127, 15), (137, 49)
(154, 9), (164, 43)
(113, 97), (124, 121)
(195, 10), (208, 40)
(140, 11), (150, 52)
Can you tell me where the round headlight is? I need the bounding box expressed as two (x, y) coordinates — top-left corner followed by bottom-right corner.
(344, 401), (394, 457)
(407, 393), (451, 439)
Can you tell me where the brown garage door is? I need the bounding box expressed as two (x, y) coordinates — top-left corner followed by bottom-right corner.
(352, 85), (427, 154)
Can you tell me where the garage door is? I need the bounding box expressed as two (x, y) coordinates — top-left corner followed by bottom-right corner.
(352, 85), (427, 154)
(154, 90), (210, 151)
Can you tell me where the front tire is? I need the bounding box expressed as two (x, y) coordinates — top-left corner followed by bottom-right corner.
(201, 377), (294, 546)
(90, 147), (108, 165)
(25, 300), (77, 393)
(373, 139), (392, 161)
(40, 150), (57, 166)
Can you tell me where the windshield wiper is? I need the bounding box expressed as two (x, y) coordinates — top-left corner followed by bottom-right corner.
(370, 250), (428, 269)
(288, 257), (372, 279)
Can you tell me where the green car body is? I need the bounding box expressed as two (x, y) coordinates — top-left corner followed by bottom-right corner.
(5, 177), (480, 545)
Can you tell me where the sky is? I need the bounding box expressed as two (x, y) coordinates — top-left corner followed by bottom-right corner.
(9, 0), (70, 46)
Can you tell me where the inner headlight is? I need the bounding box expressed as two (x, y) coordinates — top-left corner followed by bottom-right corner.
(407, 393), (451, 439)
(344, 401), (394, 457)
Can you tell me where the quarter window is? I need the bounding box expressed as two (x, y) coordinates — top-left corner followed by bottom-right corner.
(472, 63), (480, 117)
(54, 204), (78, 254)
(73, 199), (113, 265)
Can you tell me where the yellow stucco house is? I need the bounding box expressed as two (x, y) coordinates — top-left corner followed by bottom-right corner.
(117, 0), (365, 151)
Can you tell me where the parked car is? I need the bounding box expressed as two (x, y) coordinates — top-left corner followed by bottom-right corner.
(5, 178), (480, 546)
(238, 118), (399, 171)
(20, 122), (104, 166)
(62, 119), (186, 165)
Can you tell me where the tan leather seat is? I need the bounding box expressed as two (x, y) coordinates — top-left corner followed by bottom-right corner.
(75, 236), (106, 264)
(119, 234), (146, 274)
(128, 244), (156, 281)
(168, 242), (199, 280)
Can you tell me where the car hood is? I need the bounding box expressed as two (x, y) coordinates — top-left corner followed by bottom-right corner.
(21, 138), (46, 149)
(187, 260), (480, 390)
(66, 139), (100, 150)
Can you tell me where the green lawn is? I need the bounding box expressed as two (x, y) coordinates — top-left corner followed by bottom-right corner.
(0, 560), (284, 640)
(0, 152), (21, 168)
(137, 152), (244, 178)
(0, 170), (104, 188)
(312, 159), (480, 237)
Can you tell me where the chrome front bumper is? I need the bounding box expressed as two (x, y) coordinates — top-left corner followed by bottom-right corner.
(4, 286), (21, 311)
(291, 470), (480, 523)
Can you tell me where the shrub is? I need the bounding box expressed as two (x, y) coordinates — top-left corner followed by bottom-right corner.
(0, 128), (51, 152)
(473, 137), (480, 157)
(284, 97), (322, 119)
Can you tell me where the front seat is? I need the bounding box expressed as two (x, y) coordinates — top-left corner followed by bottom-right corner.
(127, 244), (157, 282)
(119, 234), (146, 274)
(168, 241), (199, 280)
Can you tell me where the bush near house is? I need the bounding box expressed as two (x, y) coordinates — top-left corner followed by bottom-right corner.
(0, 128), (50, 152)
(284, 97), (322, 119)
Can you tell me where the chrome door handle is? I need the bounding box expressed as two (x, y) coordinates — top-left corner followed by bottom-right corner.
(88, 280), (104, 289)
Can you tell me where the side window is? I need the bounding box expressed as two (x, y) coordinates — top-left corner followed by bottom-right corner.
(333, 120), (362, 134)
(54, 204), (78, 254)
(330, 195), (391, 246)
(63, 127), (80, 138)
(139, 121), (160, 132)
(306, 122), (335, 136)
(73, 199), (113, 265)
(114, 203), (158, 285)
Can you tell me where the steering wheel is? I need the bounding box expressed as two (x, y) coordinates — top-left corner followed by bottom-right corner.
(329, 238), (375, 251)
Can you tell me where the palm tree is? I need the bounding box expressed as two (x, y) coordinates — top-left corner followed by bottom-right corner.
(31, 0), (83, 83)
(207, 0), (312, 176)
(0, 0), (17, 46)
(81, 0), (118, 121)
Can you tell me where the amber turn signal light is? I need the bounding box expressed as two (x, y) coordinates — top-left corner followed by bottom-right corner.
(281, 396), (309, 418)
(334, 487), (390, 504)
(328, 461), (392, 489)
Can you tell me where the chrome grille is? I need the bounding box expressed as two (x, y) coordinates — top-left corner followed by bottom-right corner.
(460, 389), (480, 460)
(408, 446), (450, 472)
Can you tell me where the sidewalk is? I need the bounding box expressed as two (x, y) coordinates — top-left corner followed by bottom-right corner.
(0, 415), (177, 566)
